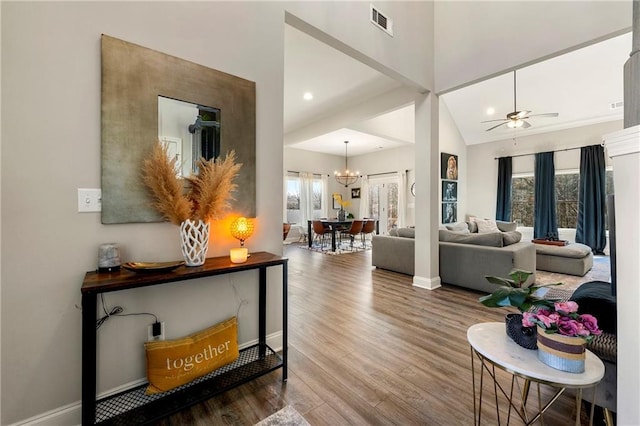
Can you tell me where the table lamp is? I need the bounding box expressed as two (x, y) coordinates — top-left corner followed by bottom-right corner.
(230, 217), (254, 263)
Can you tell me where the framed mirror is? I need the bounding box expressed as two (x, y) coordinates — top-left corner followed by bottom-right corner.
(101, 35), (256, 224)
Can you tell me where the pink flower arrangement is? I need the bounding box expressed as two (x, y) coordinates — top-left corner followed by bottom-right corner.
(523, 301), (602, 343)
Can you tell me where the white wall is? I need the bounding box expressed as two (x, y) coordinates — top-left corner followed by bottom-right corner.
(1, 2), (434, 424)
(439, 99), (467, 224)
(466, 120), (622, 220)
(604, 128), (640, 426)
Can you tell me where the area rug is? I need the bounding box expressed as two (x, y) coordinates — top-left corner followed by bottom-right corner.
(535, 255), (611, 292)
(298, 240), (371, 255)
(255, 405), (310, 426)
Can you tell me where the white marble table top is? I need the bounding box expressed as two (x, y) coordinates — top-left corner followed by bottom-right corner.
(468, 322), (605, 387)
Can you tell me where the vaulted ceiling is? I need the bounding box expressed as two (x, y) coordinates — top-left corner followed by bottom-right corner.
(284, 25), (630, 155)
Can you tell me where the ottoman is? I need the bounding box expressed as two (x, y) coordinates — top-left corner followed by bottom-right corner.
(534, 242), (593, 276)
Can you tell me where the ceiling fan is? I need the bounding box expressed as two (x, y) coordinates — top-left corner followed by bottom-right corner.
(482, 70), (559, 132)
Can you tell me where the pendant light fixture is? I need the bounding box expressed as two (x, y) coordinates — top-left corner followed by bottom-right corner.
(334, 141), (360, 187)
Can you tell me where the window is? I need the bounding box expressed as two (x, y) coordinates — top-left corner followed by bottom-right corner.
(511, 169), (615, 229)
(285, 175), (323, 224)
(555, 172), (579, 228)
(511, 175), (535, 227)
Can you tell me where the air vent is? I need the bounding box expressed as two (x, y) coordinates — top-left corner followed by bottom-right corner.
(371, 5), (393, 36)
(609, 101), (624, 110)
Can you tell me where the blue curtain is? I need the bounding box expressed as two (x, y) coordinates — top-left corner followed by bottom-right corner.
(534, 152), (558, 239)
(496, 157), (512, 221)
(576, 145), (606, 253)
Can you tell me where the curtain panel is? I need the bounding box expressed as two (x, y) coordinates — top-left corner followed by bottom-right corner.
(496, 157), (512, 221)
(576, 145), (606, 253)
(534, 152), (558, 239)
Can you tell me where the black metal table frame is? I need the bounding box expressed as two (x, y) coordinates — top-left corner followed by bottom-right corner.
(81, 252), (288, 425)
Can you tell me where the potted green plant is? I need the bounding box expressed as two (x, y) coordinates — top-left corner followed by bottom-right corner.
(479, 270), (560, 349)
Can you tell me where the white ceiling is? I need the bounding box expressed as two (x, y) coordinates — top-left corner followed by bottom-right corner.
(283, 25), (630, 155)
(283, 25), (413, 157)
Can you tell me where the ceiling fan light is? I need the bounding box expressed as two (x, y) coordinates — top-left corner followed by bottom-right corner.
(507, 120), (524, 129)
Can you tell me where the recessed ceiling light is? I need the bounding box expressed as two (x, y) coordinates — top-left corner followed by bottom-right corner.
(486, 107), (495, 115)
(303, 92), (313, 101)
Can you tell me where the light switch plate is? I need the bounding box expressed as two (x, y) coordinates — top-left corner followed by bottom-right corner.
(78, 188), (102, 212)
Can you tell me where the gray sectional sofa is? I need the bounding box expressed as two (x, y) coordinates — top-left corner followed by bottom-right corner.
(372, 222), (536, 293)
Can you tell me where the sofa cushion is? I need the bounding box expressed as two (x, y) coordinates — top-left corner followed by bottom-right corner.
(496, 220), (518, 232)
(466, 220), (478, 233)
(445, 222), (470, 233)
(534, 242), (592, 258)
(502, 231), (522, 246)
(439, 230), (503, 247)
(476, 219), (500, 233)
(388, 228), (399, 236)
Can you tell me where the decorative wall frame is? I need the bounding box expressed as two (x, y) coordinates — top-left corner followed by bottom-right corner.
(441, 153), (458, 181)
(442, 202), (457, 224)
(351, 187), (361, 199)
(101, 35), (256, 223)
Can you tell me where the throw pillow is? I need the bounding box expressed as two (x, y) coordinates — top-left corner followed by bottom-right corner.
(438, 230), (503, 247)
(496, 220), (518, 232)
(476, 219), (500, 233)
(145, 317), (239, 394)
(445, 222), (470, 233)
(466, 221), (478, 233)
(397, 228), (415, 238)
(569, 281), (616, 334)
(502, 231), (522, 246)
(388, 228), (399, 237)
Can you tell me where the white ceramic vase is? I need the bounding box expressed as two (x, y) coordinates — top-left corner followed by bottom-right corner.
(179, 219), (210, 266)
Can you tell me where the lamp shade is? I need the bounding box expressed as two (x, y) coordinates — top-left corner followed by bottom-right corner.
(230, 217), (254, 246)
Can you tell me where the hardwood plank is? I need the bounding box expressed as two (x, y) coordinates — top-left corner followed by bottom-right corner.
(154, 246), (603, 425)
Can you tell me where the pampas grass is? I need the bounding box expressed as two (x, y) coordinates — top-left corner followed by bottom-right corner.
(142, 142), (242, 225)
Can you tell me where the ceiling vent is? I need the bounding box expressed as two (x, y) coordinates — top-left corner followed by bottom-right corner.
(371, 5), (393, 37)
(609, 101), (624, 110)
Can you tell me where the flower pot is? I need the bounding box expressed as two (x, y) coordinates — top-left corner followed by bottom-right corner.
(338, 209), (346, 221)
(536, 326), (586, 373)
(505, 313), (537, 350)
(180, 219), (210, 266)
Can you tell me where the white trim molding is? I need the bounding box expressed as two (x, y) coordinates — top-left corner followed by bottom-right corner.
(603, 125), (640, 158)
(413, 275), (442, 290)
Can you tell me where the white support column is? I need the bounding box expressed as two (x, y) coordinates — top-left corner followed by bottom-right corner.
(413, 91), (441, 290)
(603, 126), (640, 425)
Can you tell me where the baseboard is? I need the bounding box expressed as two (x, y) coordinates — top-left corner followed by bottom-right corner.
(413, 275), (441, 290)
(9, 331), (284, 426)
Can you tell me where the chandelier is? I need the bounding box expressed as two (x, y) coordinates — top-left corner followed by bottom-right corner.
(334, 141), (360, 187)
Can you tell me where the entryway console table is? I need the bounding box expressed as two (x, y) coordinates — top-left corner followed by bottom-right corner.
(468, 322), (604, 426)
(81, 252), (288, 425)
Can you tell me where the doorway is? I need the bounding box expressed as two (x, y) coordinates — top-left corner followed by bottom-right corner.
(368, 175), (399, 234)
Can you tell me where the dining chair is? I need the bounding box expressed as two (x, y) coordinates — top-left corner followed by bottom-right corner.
(283, 223), (292, 241)
(360, 219), (376, 247)
(344, 220), (364, 250)
(312, 220), (329, 250)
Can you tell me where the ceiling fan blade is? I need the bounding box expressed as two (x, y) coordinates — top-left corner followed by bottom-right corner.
(481, 118), (509, 123)
(528, 112), (559, 118)
(521, 120), (532, 129)
(486, 121), (509, 131)
(516, 110), (530, 119)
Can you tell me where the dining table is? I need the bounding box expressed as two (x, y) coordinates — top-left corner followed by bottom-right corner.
(307, 219), (379, 252)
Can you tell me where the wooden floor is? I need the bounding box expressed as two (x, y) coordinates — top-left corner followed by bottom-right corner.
(158, 245), (598, 425)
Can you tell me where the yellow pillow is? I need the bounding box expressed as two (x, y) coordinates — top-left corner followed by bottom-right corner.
(144, 317), (239, 394)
